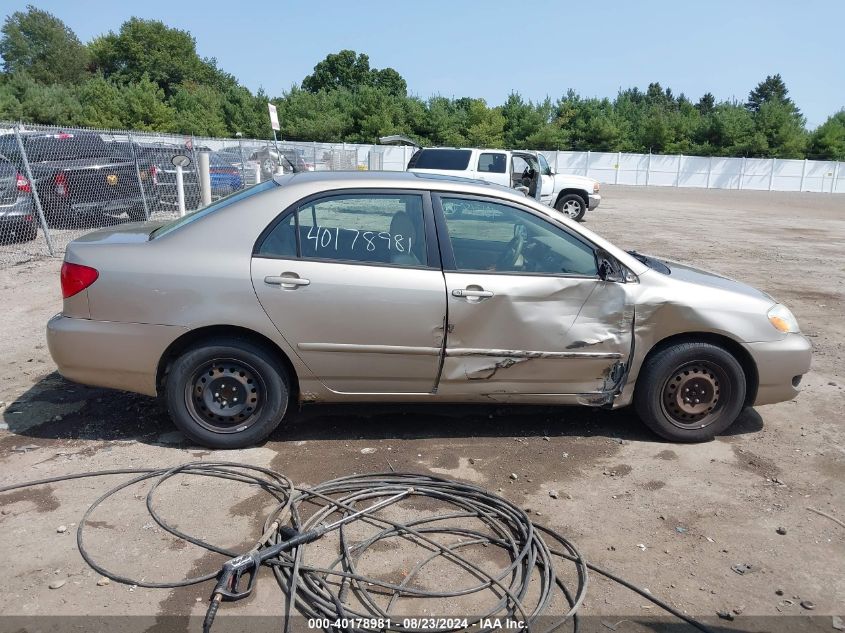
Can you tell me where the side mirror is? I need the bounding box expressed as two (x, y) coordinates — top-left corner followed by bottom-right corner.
(598, 254), (625, 283)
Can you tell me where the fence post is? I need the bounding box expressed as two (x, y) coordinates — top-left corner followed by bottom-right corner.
(615, 151), (621, 184)
(768, 158), (776, 191)
(706, 156), (713, 189)
(554, 151), (559, 174)
(127, 132), (150, 221)
(237, 138), (247, 185)
(739, 157), (746, 190)
(675, 154), (683, 187)
(799, 159), (808, 191)
(645, 152), (652, 186)
(585, 150), (591, 178)
(832, 162), (841, 194)
(13, 124), (55, 256)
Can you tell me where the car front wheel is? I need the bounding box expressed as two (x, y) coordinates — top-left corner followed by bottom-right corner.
(555, 194), (586, 221)
(164, 337), (289, 449)
(634, 341), (746, 442)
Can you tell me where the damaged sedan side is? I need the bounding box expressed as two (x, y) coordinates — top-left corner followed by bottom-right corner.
(47, 171), (811, 448)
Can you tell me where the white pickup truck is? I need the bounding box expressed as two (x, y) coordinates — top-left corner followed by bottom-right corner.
(406, 147), (600, 221)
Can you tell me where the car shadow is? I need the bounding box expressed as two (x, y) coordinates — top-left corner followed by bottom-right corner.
(0, 371), (764, 448)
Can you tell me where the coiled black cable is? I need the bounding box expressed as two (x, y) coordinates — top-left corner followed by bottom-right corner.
(0, 462), (713, 633)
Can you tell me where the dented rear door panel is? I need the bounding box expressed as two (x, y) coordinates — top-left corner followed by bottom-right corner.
(438, 272), (634, 400)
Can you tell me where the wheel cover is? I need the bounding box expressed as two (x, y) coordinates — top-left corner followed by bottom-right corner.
(184, 358), (266, 434)
(561, 199), (582, 217)
(660, 361), (731, 430)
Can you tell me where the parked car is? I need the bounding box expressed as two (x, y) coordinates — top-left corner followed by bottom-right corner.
(0, 153), (37, 242)
(138, 145), (243, 211)
(47, 172), (810, 449)
(408, 147), (600, 221)
(250, 147), (310, 179)
(0, 131), (156, 226)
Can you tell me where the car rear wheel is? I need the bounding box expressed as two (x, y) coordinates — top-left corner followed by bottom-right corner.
(555, 194), (586, 221)
(634, 341), (746, 442)
(164, 337), (289, 449)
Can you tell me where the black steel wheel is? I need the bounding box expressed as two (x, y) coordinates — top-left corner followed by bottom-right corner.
(165, 337), (290, 449)
(660, 361), (730, 430)
(185, 358), (266, 434)
(634, 341), (746, 442)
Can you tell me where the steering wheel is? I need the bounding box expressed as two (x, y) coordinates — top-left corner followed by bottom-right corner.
(495, 224), (527, 270)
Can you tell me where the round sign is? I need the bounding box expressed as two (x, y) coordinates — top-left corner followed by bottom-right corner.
(171, 154), (191, 168)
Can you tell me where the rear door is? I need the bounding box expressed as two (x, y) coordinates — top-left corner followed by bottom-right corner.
(433, 193), (633, 399)
(251, 190), (446, 394)
(474, 151), (510, 187)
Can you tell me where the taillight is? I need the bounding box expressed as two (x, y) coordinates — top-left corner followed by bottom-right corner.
(149, 165), (159, 185)
(61, 262), (99, 298)
(54, 172), (68, 197)
(16, 172), (31, 192)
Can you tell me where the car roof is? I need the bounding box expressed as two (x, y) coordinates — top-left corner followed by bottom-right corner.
(273, 169), (522, 199)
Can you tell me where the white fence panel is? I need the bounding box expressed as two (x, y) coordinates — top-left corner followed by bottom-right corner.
(710, 157), (742, 190)
(617, 153), (650, 185)
(586, 152), (620, 183)
(741, 158), (773, 190)
(678, 156), (710, 188)
(804, 161), (838, 193)
(646, 154), (680, 187)
(772, 159), (805, 192)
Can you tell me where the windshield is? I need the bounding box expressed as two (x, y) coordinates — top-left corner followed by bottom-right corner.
(150, 179), (277, 239)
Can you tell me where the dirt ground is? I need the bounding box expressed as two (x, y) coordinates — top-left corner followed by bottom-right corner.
(0, 185), (843, 631)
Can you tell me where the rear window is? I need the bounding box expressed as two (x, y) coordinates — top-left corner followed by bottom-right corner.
(150, 179), (277, 239)
(408, 149), (472, 171)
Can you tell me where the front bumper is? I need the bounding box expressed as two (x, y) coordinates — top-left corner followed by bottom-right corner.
(47, 314), (187, 396)
(588, 193), (601, 210)
(744, 333), (812, 406)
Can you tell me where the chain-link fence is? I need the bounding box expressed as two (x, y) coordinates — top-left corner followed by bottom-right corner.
(0, 122), (371, 266)
(1, 120), (843, 267)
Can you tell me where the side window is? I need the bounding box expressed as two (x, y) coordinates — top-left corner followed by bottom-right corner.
(258, 194), (427, 267)
(440, 197), (597, 276)
(538, 153), (552, 176)
(477, 153), (506, 173)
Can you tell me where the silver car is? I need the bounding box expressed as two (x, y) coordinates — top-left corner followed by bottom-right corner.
(47, 172), (811, 448)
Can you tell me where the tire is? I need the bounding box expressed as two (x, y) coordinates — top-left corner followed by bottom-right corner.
(555, 193), (586, 221)
(634, 341), (746, 443)
(164, 337), (290, 449)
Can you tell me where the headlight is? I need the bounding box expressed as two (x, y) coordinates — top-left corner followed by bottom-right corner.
(593, 182), (600, 193)
(767, 304), (800, 333)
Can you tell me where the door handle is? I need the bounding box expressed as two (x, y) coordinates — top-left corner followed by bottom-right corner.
(265, 274), (310, 289)
(452, 288), (494, 298)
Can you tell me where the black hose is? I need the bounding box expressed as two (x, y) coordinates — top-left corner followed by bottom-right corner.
(0, 462), (714, 633)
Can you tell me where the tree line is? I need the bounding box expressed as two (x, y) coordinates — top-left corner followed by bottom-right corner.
(1, 5), (843, 160)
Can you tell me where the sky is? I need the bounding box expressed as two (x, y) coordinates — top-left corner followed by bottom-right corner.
(3, 0), (844, 128)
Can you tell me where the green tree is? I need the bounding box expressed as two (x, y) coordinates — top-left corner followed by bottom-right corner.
(753, 100), (807, 158)
(90, 18), (214, 96)
(0, 5), (89, 84)
(120, 74), (175, 131)
(696, 92), (716, 115)
(808, 110), (845, 160)
(76, 75), (124, 129)
(746, 73), (799, 116)
(302, 50), (373, 93)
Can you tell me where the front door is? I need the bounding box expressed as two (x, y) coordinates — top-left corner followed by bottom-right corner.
(433, 194), (633, 399)
(251, 191), (446, 394)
